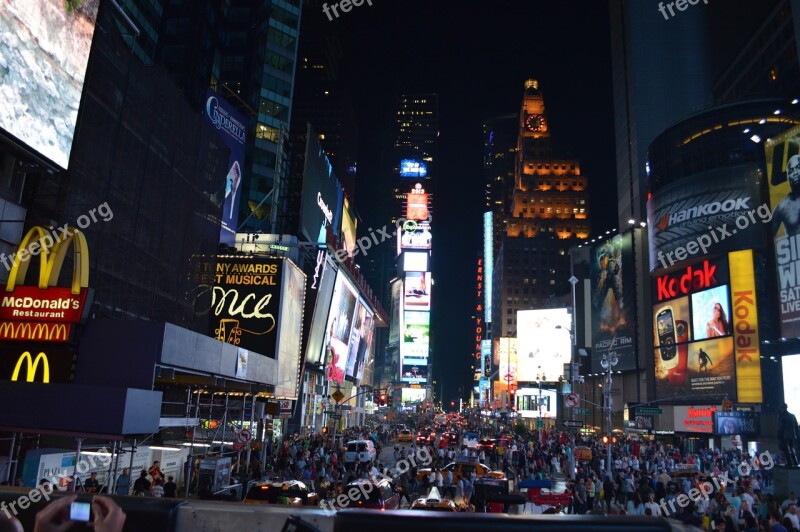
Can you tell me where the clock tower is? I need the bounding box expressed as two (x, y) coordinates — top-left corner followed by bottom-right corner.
(521, 79), (549, 138)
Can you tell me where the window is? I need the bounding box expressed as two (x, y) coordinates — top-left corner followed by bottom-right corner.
(267, 27), (297, 52)
(265, 52), (293, 74)
(256, 122), (281, 143)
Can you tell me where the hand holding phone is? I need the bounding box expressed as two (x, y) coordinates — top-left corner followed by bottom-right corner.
(69, 501), (91, 522)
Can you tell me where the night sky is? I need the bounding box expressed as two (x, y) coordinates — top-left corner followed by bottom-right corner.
(334, 1), (618, 405)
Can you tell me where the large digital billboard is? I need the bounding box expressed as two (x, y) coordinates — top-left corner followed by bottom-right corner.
(516, 388), (557, 419)
(402, 311), (430, 360)
(646, 166), (763, 273)
(766, 125), (800, 339)
(303, 258), (337, 366)
(402, 251), (429, 272)
(275, 260), (306, 399)
(402, 387), (426, 403)
(209, 257), (282, 358)
(516, 309), (571, 382)
(388, 279), (402, 346)
(406, 185), (429, 221)
(783, 354), (800, 419)
(494, 337), (517, 387)
(299, 125), (343, 245)
(204, 89), (247, 245)
(400, 160), (427, 178)
(340, 197), (358, 257)
(401, 363), (428, 384)
(399, 220), (432, 254)
(590, 233), (636, 371)
(651, 254), (762, 402)
(345, 302), (374, 380)
(484, 211), (493, 324)
(323, 273), (359, 384)
(404, 272), (431, 311)
(0, 0), (98, 169)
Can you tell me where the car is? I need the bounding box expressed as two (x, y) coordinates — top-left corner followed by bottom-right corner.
(416, 460), (505, 483)
(344, 440), (377, 464)
(415, 433), (430, 445)
(442, 432), (459, 446)
(477, 438), (496, 452)
(342, 479), (400, 510)
(243, 480), (319, 506)
(398, 429), (413, 442)
(410, 488), (459, 512)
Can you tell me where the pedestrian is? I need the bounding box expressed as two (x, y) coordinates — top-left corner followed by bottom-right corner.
(163, 476), (177, 498)
(115, 468), (130, 496)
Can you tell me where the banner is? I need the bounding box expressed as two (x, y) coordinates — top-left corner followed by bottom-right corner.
(728, 249), (763, 403)
(516, 309), (570, 382)
(275, 260), (306, 398)
(714, 411), (759, 436)
(204, 89), (247, 245)
(766, 125), (800, 338)
(589, 233), (636, 371)
(209, 257), (282, 358)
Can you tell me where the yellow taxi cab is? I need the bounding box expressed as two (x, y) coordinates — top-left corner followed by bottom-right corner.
(398, 429), (413, 442)
(243, 479), (319, 506)
(416, 459), (505, 483)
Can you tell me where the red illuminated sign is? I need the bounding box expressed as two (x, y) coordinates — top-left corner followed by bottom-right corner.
(655, 260), (719, 301)
(475, 258), (484, 359)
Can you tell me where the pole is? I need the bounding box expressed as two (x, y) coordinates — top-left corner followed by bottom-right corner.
(128, 439), (136, 492)
(607, 370), (612, 474)
(72, 438), (83, 492)
(6, 432), (16, 484)
(107, 441), (117, 494)
(245, 393), (255, 478)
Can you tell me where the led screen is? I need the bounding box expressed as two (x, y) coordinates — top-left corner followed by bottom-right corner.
(303, 258), (337, 366)
(402, 387), (427, 403)
(0, 0), (98, 169)
(274, 260), (306, 399)
(401, 362), (428, 384)
(406, 192), (429, 221)
(784, 355), (800, 419)
(691, 286), (732, 340)
(300, 125), (343, 244)
(403, 251), (429, 272)
(400, 159), (427, 178)
(399, 221), (432, 252)
(404, 272), (431, 311)
(402, 311), (430, 360)
(516, 309), (571, 382)
(323, 274), (358, 384)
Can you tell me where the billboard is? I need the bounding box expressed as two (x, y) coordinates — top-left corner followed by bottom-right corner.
(484, 212), (493, 324)
(516, 388), (557, 419)
(590, 233), (636, 371)
(673, 405), (717, 434)
(323, 273), (358, 384)
(399, 220), (432, 251)
(400, 160), (427, 178)
(728, 250), (763, 403)
(274, 260), (306, 399)
(0, 0), (98, 169)
(388, 279), (402, 345)
(404, 272), (431, 311)
(401, 362), (428, 384)
(0, 344), (76, 384)
(652, 257), (739, 400)
(765, 125), (800, 338)
(204, 89), (247, 245)
(516, 309), (571, 382)
(355, 313), (375, 381)
(340, 197), (358, 257)
(480, 340), (492, 377)
(402, 387), (427, 403)
(209, 257), (282, 358)
(646, 166), (763, 273)
(495, 337), (517, 387)
(714, 411), (759, 436)
(402, 311), (430, 360)
(406, 185), (429, 221)
(299, 125), (343, 245)
(345, 302), (374, 380)
(303, 258), (337, 366)
(402, 251), (429, 272)
(783, 354), (800, 419)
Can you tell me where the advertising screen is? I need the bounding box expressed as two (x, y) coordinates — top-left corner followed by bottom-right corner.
(399, 220), (432, 252)
(406, 190), (429, 221)
(204, 89), (247, 245)
(400, 160), (427, 178)
(345, 302), (374, 380)
(300, 125), (343, 245)
(0, 0), (98, 169)
(355, 313), (375, 381)
(402, 387), (427, 403)
(209, 258), (282, 358)
(766, 125), (800, 339)
(340, 198), (358, 258)
(323, 274), (358, 384)
(590, 233), (636, 371)
(646, 166), (763, 273)
(484, 211), (493, 324)
(783, 354), (800, 418)
(389, 279), (402, 345)
(303, 259), (337, 366)
(274, 260), (306, 398)
(495, 337), (517, 387)
(481, 340), (492, 377)
(651, 257), (739, 400)
(673, 405), (717, 434)
(714, 411), (759, 436)
(404, 272), (431, 311)
(516, 309), (571, 382)
(401, 362), (428, 383)
(403, 251), (429, 272)
(515, 388), (557, 419)
(402, 311), (430, 360)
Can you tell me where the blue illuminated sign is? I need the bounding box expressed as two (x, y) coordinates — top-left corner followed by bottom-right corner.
(400, 159), (427, 178)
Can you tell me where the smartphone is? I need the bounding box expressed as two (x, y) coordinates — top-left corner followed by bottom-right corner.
(70, 501), (91, 522)
(656, 306), (678, 369)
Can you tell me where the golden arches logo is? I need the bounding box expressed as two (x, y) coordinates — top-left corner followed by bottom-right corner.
(0, 322), (68, 341)
(11, 351), (49, 383)
(6, 226), (89, 295)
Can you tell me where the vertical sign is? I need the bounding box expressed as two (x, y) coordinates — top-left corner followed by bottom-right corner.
(728, 249), (763, 403)
(204, 89), (247, 245)
(475, 258), (484, 363)
(484, 211), (493, 324)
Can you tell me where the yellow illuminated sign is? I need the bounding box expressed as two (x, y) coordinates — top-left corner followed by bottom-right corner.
(11, 351), (50, 383)
(6, 226), (89, 295)
(0, 322), (68, 342)
(729, 249), (763, 403)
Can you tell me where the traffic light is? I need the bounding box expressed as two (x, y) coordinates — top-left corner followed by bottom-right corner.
(322, 427), (328, 434)
(386, 394), (393, 407)
(379, 394), (387, 405)
(602, 435), (609, 444)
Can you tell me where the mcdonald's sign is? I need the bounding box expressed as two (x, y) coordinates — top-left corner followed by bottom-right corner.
(11, 352), (49, 382)
(0, 226), (92, 336)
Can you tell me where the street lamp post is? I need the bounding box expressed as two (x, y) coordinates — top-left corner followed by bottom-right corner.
(536, 366), (545, 442)
(601, 351), (619, 474)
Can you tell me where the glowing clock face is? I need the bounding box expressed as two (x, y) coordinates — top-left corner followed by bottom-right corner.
(525, 114), (546, 132)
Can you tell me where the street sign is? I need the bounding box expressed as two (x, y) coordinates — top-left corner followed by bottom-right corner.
(563, 420), (584, 428)
(536, 420), (544, 428)
(637, 407), (663, 415)
(237, 429), (252, 443)
(331, 389), (345, 403)
(572, 408), (589, 415)
(339, 405), (352, 411)
(232, 442), (245, 451)
(565, 393), (580, 408)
